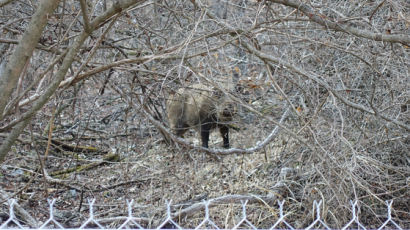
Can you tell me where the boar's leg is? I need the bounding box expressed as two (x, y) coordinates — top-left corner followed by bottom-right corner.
(219, 125), (230, 148)
(200, 122), (212, 148)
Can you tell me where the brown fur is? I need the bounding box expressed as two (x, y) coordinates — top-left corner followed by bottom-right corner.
(167, 84), (235, 148)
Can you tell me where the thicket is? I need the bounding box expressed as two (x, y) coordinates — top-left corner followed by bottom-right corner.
(0, 0), (408, 228)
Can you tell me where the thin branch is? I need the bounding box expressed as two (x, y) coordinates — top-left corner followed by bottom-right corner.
(0, 0), (14, 7)
(1, 49), (68, 120)
(239, 40), (410, 131)
(267, 0), (410, 45)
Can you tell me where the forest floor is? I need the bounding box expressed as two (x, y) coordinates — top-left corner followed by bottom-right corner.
(1, 85), (408, 229)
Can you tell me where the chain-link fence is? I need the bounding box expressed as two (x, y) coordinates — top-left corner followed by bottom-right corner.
(0, 198), (404, 229)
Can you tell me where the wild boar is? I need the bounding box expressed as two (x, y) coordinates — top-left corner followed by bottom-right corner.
(167, 84), (235, 148)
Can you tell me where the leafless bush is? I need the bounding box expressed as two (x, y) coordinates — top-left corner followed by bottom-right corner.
(0, 0), (408, 228)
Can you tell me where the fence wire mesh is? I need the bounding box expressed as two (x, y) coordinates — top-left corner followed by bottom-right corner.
(0, 198), (404, 230)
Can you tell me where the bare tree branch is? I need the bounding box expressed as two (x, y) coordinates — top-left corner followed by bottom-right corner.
(0, 0), (60, 120)
(79, 0), (91, 33)
(0, 0), (14, 7)
(239, 40), (410, 131)
(0, 0), (149, 163)
(267, 0), (410, 45)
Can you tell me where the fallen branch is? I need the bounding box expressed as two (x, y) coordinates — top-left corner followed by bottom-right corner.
(50, 139), (101, 153)
(50, 152), (120, 177)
